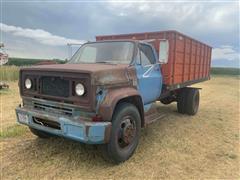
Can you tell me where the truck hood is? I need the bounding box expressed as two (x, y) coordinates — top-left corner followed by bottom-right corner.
(23, 63), (128, 73)
(21, 63), (131, 86)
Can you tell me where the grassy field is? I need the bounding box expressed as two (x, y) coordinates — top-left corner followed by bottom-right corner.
(0, 66), (19, 81)
(211, 67), (240, 76)
(6, 57), (65, 66)
(0, 76), (239, 179)
(0, 66), (239, 82)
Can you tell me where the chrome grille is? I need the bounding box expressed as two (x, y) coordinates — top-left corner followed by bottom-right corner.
(34, 102), (73, 116)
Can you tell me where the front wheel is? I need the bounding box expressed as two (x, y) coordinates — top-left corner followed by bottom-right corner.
(29, 127), (53, 138)
(101, 102), (141, 164)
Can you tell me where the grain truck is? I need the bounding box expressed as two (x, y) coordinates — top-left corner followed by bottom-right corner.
(16, 31), (212, 163)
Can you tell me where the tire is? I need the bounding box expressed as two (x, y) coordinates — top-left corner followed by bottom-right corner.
(29, 127), (52, 138)
(177, 89), (187, 114)
(101, 102), (141, 164)
(185, 89), (200, 115)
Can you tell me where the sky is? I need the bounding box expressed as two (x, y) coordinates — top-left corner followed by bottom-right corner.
(0, 0), (239, 67)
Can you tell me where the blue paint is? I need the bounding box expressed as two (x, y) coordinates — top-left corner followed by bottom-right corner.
(16, 107), (111, 144)
(134, 43), (162, 104)
(88, 126), (106, 142)
(143, 103), (153, 112)
(63, 124), (85, 140)
(95, 88), (107, 114)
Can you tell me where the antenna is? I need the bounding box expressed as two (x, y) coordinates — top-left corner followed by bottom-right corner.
(67, 43), (85, 60)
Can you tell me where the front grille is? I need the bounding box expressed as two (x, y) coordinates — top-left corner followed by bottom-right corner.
(42, 76), (69, 97)
(21, 71), (91, 106)
(34, 102), (73, 116)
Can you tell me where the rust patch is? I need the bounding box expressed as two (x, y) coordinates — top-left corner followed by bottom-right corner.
(98, 87), (140, 121)
(21, 63), (129, 74)
(19, 63), (134, 113)
(104, 124), (112, 143)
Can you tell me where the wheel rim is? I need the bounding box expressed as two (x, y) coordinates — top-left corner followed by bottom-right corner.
(117, 116), (136, 149)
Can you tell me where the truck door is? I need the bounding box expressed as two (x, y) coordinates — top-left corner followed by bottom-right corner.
(135, 43), (162, 104)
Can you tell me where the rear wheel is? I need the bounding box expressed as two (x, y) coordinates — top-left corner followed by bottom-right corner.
(29, 127), (52, 138)
(185, 89), (200, 115)
(177, 89), (187, 114)
(177, 88), (200, 115)
(101, 102), (141, 164)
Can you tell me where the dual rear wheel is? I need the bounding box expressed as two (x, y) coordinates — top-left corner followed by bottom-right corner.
(177, 88), (200, 115)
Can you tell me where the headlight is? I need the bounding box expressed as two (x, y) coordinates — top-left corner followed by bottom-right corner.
(75, 83), (85, 96)
(25, 78), (32, 89)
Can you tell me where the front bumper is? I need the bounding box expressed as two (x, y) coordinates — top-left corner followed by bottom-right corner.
(16, 107), (111, 144)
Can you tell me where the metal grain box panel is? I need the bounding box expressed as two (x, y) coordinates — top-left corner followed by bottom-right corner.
(96, 31), (212, 88)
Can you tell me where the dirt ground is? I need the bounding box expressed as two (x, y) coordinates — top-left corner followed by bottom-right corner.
(0, 76), (239, 179)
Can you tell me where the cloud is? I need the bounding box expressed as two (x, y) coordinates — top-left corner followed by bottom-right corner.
(0, 23), (85, 46)
(106, 2), (238, 34)
(212, 46), (239, 61)
(1, 2), (239, 66)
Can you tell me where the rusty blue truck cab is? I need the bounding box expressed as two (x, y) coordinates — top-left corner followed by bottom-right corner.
(16, 40), (164, 142)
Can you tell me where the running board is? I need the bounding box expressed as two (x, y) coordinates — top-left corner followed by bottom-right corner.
(145, 112), (166, 125)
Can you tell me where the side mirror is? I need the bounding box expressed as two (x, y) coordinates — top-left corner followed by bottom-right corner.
(159, 40), (169, 64)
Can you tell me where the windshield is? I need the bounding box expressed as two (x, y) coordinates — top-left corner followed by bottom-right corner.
(69, 41), (134, 64)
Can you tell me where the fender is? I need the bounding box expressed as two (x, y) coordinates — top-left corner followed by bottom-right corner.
(98, 87), (141, 121)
